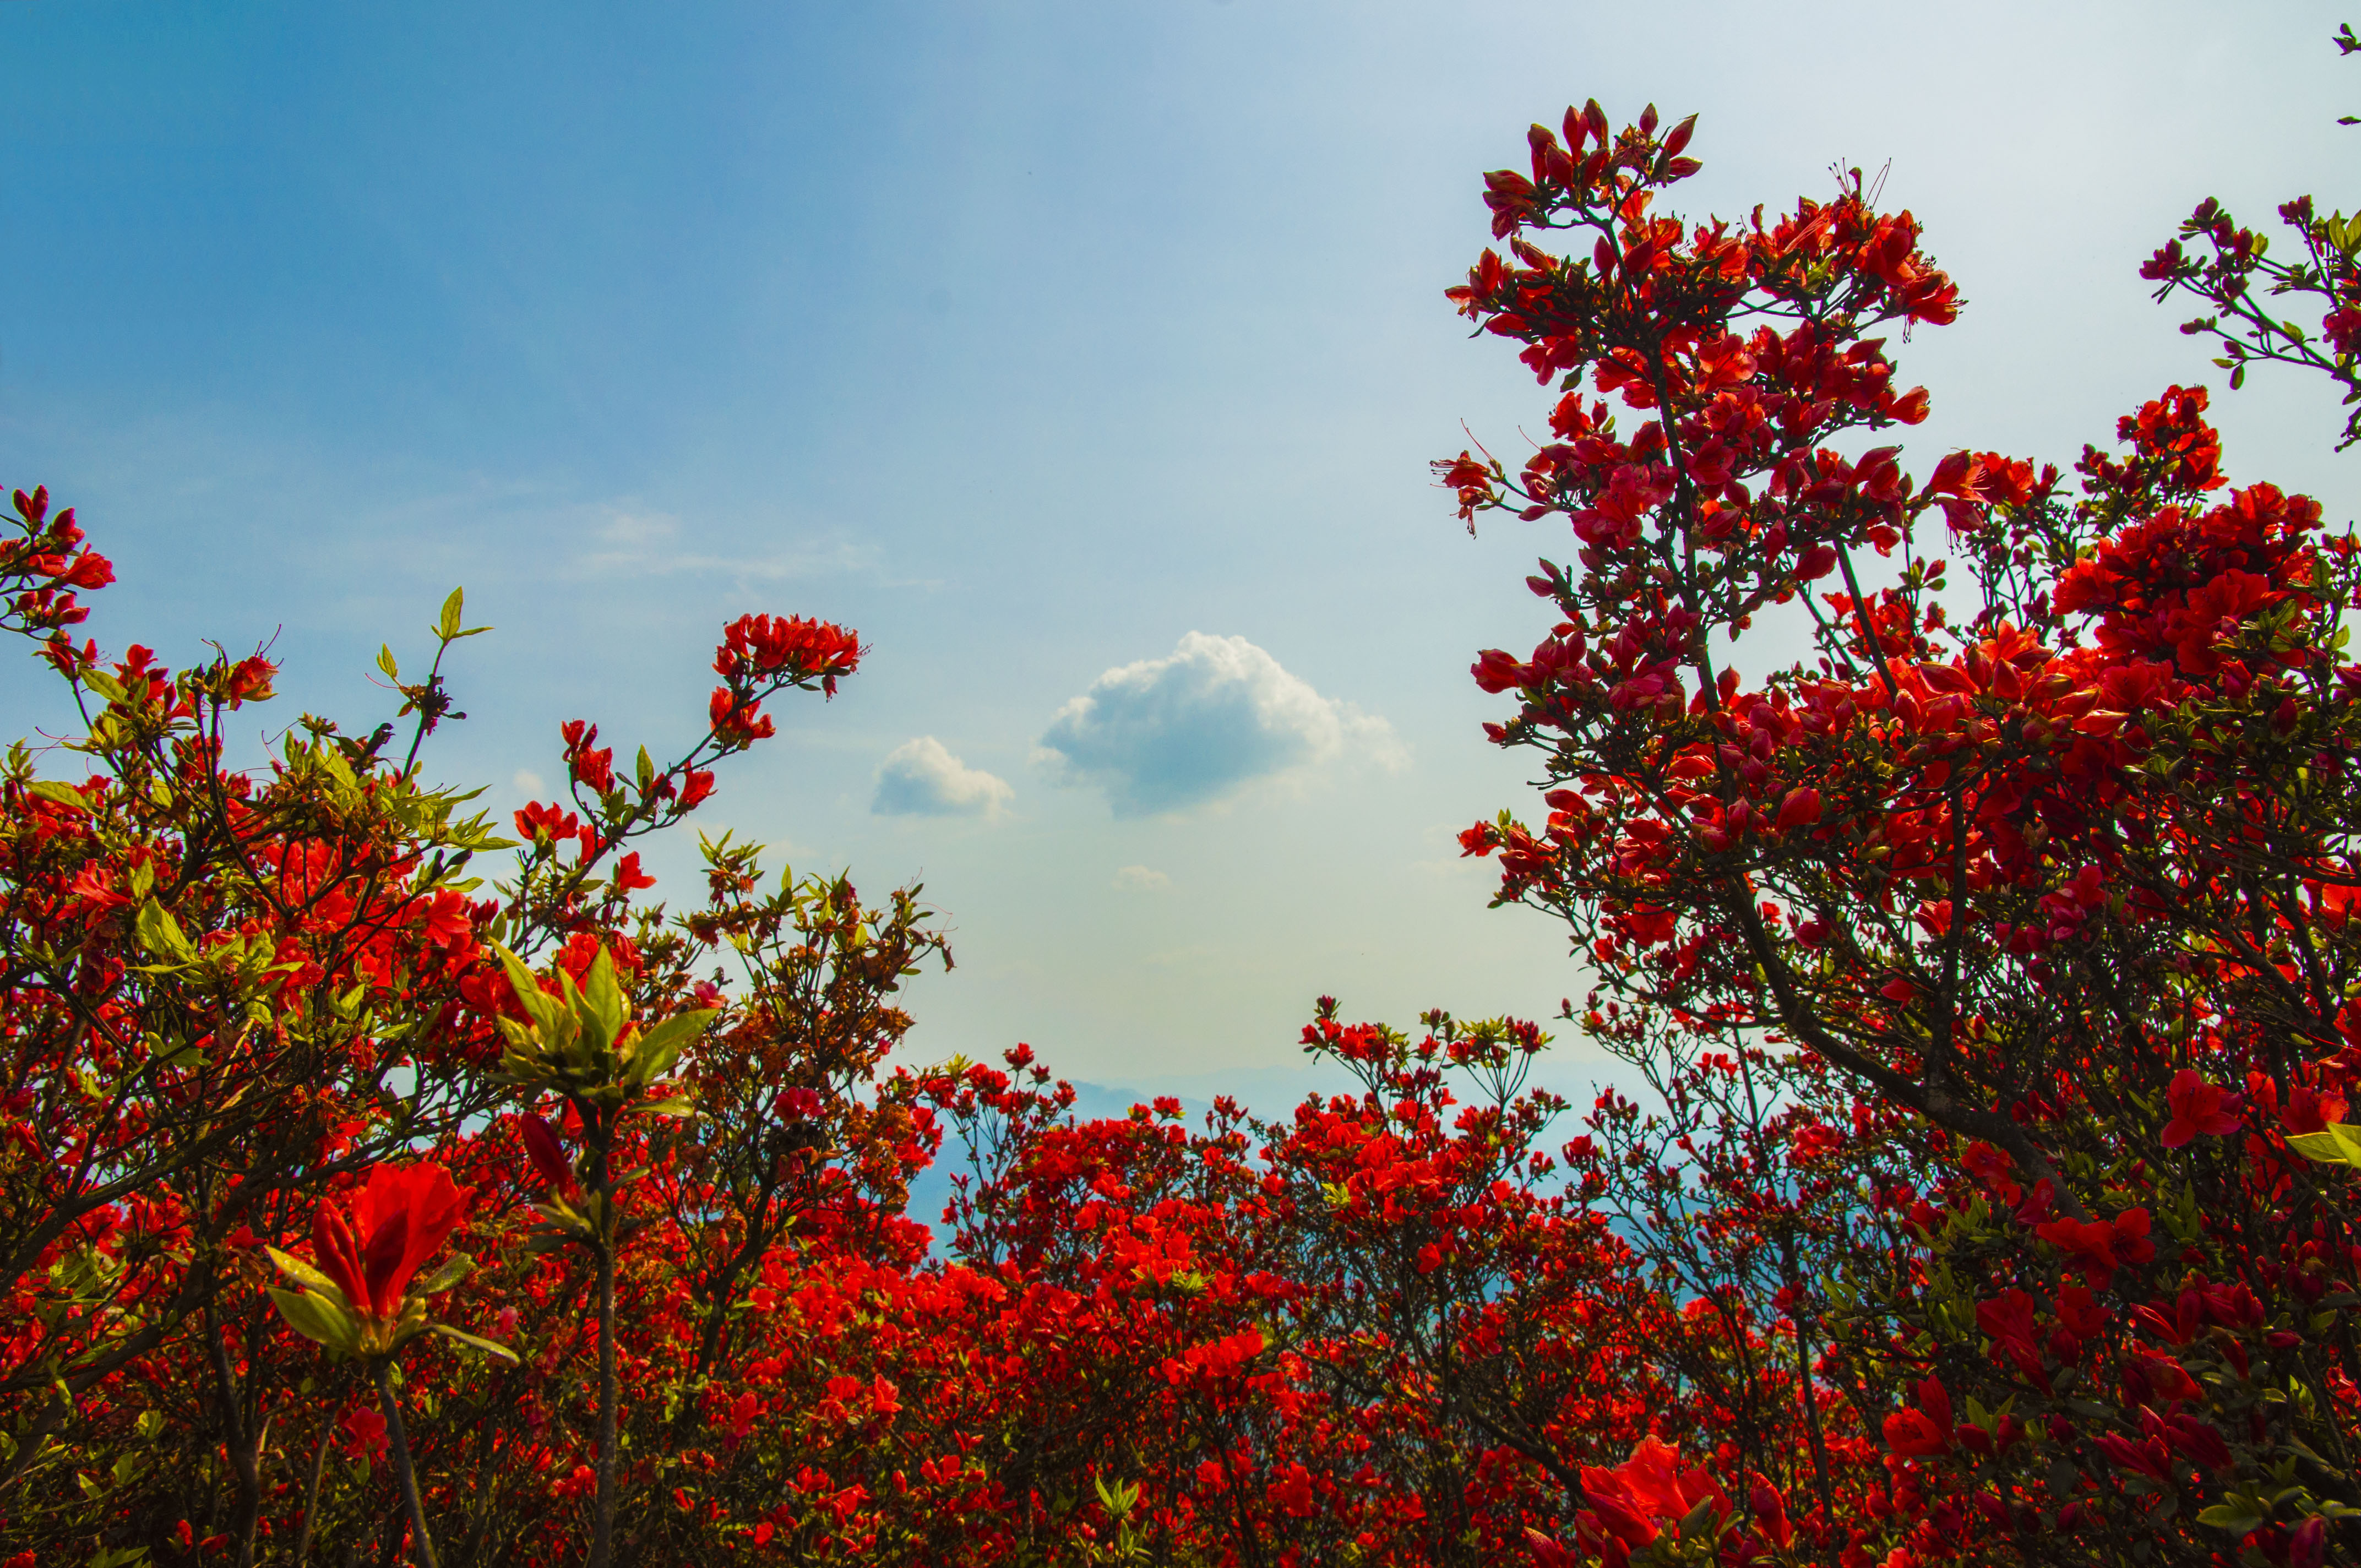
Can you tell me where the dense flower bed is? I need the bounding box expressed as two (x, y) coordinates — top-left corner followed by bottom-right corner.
(8, 42), (2361, 1568)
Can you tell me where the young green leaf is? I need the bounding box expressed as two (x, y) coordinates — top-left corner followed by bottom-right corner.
(428, 1323), (521, 1363)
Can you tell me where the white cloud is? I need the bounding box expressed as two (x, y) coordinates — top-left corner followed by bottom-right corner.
(575, 510), (875, 582)
(1036, 632), (1399, 815)
(872, 737), (1014, 819)
(513, 769), (545, 795)
(1113, 864), (1171, 891)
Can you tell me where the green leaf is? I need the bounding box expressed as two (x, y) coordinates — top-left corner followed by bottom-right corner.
(263, 1248), (350, 1310)
(2287, 1123), (2361, 1166)
(268, 1288), (358, 1354)
(1094, 1474), (1139, 1518)
(377, 644), (400, 680)
(428, 1323), (520, 1363)
(412, 1253), (472, 1297)
(642, 1094), (698, 1119)
(580, 945), (628, 1055)
(315, 740), (359, 799)
(81, 667), (126, 703)
(26, 779), (90, 812)
(491, 944), (562, 1035)
(438, 586), (465, 641)
(2197, 1501), (2268, 1534)
(134, 901), (197, 965)
(627, 1009), (716, 1088)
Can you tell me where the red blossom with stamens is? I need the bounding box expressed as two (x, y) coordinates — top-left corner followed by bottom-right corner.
(713, 613), (862, 696)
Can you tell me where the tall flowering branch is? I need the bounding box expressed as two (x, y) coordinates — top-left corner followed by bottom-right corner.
(494, 611), (862, 964)
(265, 1163), (515, 1568)
(491, 940), (713, 1568)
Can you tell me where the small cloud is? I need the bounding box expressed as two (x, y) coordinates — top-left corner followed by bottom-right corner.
(1113, 864), (1171, 891)
(575, 509), (875, 582)
(513, 769), (545, 795)
(1036, 632), (1399, 815)
(872, 737), (1014, 819)
(596, 511), (678, 551)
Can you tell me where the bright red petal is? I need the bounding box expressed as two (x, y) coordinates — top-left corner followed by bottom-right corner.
(346, 1162), (469, 1309)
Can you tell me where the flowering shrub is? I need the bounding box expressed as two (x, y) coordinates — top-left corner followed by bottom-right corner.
(1444, 58), (2361, 1568)
(10, 33), (2361, 1568)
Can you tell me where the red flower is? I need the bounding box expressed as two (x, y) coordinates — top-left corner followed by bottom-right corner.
(1775, 786), (1823, 830)
(515, 800), (583, 848)
(2037, 1209), (2155, 1288)
(708, 687), (776, 747)
(1578, 1467), (1660, 1548)
(2096, 1431), (2173, 1483)
(2057, 1281), (2109, 1337)
(1266, 1463), (1316, 1518)
(339, 1404), (389, 1463)
(1883, 1376), (1955, 1456)
(222, 655), (276, 707)
(2286, 1082), (2351, 1134)
(1976, 1289), (2050, 1389)
(66, 863), (131, 924)
(1961, 1140), (2015, 1190)
(519, 1115), (576, 1195)
(2162, 1069), (2244, 1147)
(2163, 1412), (2232, 1472)
(309, 1163), (468, 1321)
(1883, 1408), (1948, 1458)
(1617, 1437), (1685, 1517)
(562, 719), (616, 793)
(1613, 1435), (1723, 1522)
(2130, 1348), (2203, 1404)
(1523, 1528), (1580, 1567)
(1747, 1473), (1792, 1548)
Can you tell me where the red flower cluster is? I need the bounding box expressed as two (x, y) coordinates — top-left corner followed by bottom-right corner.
(1, 485), (114, 652)
(714, 612), (862, 695)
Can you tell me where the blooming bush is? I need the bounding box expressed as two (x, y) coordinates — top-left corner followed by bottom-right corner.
(1444, 59), (2361, 1568)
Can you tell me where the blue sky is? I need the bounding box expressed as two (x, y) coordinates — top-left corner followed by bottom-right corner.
(4, 0), (2354, 1102)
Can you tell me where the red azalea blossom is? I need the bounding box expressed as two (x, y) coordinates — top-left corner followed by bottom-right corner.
(2286, 1082), (2351, 1134)
(2161, 1068), (2244, 1147)
(1882, 1376), (1955, 1457)
(339, 1404), (389, 1464)
(2036, 1209), (2157, 1289)
(519, 1114), (576, 1195)
(307, 1163), (469, 1320)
